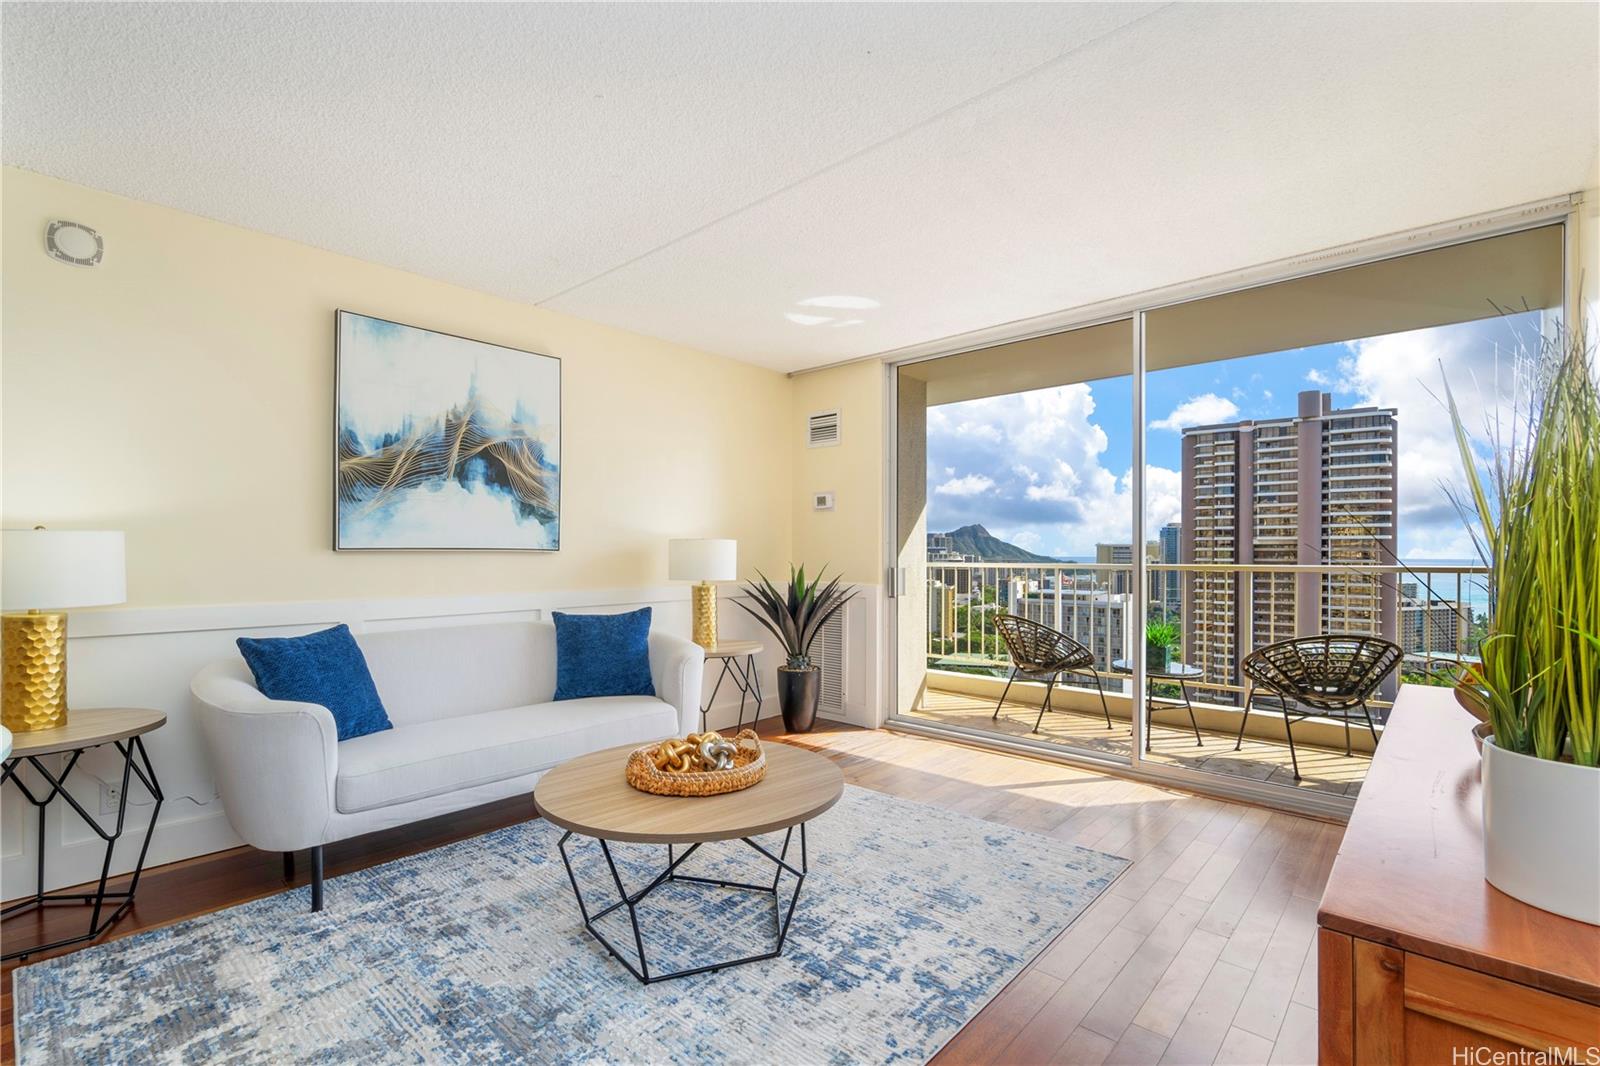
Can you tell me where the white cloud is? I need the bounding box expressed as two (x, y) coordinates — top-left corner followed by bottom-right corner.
(1150, 393), (1239, 432)
(934, 473), (995, 497)
(1338, 313), (1541, 558)
(1305, 368), (1330, 385)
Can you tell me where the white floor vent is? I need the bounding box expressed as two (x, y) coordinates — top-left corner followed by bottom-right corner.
(816, 610), (847, 718)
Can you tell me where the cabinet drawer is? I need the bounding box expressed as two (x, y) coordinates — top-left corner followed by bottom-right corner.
(1402, 954), (1600, 1057)
(1347, 939), (1600, 1064)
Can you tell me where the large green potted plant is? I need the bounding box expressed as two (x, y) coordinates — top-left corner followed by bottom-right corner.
(1448, 324), (1598, 925)
(735, 565), (857, 732)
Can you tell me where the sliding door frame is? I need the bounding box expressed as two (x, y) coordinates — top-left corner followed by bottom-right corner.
(883, 194), (1581, 820)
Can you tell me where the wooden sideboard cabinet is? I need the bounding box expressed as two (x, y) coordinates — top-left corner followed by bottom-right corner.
(1317, 688), (1600, 1065)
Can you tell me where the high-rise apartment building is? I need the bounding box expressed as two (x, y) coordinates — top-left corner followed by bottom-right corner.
(1158, 522), (1182, 620)
(1181, 390), (1399, 698)
(1400, 590), (1465, 659)
(1095, 543), (1134, 594)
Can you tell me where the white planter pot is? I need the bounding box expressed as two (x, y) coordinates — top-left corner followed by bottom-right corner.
(1481, 736), (1600, 925)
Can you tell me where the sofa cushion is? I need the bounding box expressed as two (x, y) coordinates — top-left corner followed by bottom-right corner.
(236, 624), (393, 742)
(355, 622), (556, 727)
(551, 608), (656, 701)
(333, 696), (677, 813)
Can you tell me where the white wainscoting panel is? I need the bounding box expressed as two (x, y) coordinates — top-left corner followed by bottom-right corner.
(2, 583), (881, 897)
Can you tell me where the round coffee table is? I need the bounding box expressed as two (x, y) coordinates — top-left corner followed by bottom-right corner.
(534, 741), (843, 984)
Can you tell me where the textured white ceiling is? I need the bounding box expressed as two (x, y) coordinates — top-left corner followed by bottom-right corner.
(4, 2), (1596, 372)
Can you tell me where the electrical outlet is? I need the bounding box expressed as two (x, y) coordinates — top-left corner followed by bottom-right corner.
(100, 781), (122, 816)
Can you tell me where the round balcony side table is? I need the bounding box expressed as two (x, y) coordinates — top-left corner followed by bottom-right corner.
(700, 640), (765, 731)
(1111, 660), (1205, 751)
(1, 707), (166, 961)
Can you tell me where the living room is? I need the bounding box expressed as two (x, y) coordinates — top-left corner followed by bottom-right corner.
(2, 4), (1598, 1065)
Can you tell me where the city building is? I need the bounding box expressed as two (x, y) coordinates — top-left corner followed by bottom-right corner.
(1158, 522), (1182, 621)
(1009, 588), (1130, 668)
(1401, 588), (1466, 659)
(1181, 390), (1400, 697)
(1095, 543), (1133, 594)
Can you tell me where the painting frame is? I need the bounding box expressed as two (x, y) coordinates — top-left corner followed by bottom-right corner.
(333, 309), (562, 552)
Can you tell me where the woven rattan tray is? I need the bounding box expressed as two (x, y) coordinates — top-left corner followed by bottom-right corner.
(625, 729), (766, 797)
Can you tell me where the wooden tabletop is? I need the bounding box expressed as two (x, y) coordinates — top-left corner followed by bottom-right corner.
(1318, 686), (1600, 1005)
(703, 639), (763, 659)
(4, 708), (166, 759)
(534, 741), (843, 844)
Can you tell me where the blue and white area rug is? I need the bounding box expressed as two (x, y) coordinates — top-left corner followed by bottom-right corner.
(14, 785), (1127, 1065)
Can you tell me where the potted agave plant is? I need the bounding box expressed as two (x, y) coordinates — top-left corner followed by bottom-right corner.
(1447, 324), (1599, 925)
(735, 565), (858, 732)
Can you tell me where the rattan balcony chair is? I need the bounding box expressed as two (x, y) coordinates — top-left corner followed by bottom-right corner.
(991, 613), (1112, 734)
(1235, 634), (1402, 780)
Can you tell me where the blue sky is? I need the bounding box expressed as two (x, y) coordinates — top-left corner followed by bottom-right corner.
(926, 311), (1544, 561)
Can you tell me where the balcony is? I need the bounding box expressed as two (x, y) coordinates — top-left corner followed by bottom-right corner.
(912, 560), (1486, 799)
(910, 684), (1371, 797)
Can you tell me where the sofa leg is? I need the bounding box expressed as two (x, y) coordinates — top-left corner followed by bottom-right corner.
(310, 846), (324, 912)
(282, 850), (295, 881)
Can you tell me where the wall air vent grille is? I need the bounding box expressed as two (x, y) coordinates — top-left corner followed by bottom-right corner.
(817, 610), (846, 717)
(807, 410), (840, 448)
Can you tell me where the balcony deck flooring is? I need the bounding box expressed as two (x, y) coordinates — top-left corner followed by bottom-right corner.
(906, 686), (1370, 798)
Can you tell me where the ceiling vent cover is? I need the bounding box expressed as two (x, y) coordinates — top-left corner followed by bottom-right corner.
(807, 410), (840, 448)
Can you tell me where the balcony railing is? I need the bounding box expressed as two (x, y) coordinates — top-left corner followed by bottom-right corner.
(922, 560), (1488, 715)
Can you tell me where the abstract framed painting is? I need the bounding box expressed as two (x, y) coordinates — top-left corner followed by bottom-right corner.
(335, 310), (561, 551)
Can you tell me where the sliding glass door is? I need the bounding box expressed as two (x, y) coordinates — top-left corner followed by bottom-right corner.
(1139, 224), (1563, 801)
(893, 318), (1138, 765)
(890, 219), (1568, 810)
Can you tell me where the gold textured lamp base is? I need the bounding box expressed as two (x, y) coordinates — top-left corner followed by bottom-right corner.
(3, 611), (70, 733)
(690, 581), (719, 649)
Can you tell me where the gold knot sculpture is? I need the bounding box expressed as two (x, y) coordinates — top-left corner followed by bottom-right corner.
(651, 731), (739, 774)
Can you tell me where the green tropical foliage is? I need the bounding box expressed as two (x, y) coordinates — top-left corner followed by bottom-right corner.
(1145, 620), (1180, 649)
(735, 564), (858, 670)
(1448, 324), (1599, 766)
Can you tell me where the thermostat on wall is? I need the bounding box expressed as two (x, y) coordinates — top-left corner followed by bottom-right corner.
(813, 491), (835, 511)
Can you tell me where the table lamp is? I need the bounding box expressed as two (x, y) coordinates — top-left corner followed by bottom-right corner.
(2, 528), (126, 732)
(668, 538), (736, 649)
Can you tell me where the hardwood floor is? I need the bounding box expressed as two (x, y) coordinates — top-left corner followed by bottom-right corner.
(2, 718), (1341, 1066)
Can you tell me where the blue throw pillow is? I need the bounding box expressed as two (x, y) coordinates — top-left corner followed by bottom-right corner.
(552, 607), (656, 701)
(236, 624), (393, 742)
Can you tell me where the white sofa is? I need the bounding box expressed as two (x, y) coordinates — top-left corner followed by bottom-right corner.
(192, 619), (704, 909)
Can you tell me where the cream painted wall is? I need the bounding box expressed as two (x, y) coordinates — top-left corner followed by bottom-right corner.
(789, 359), (884, 586)
(1, 168), (793, 604)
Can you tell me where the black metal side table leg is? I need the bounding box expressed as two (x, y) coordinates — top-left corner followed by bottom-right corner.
(731, 654), (763, 730)
(700, 657), (736, 729)
(1, 735), (165, 962)
(1179, 680), (1203, 746)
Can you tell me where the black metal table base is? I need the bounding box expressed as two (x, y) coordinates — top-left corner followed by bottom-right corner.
(556, 824), (807, 984)
(701, 653), (764, 731)
(1, 734), (165, 962)
(1145, 679), (1203, 751)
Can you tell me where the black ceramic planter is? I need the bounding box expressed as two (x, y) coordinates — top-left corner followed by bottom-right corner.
(777, 666), (821, 732)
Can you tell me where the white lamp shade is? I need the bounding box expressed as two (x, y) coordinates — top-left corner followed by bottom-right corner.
(668, 538), (737, 582)
(2, 530), (126, 610)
